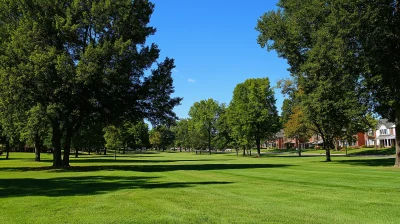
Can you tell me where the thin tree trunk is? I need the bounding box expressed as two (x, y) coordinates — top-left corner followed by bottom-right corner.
(208, 129), (212, 155)
(256, 138), (261, 157)
(75, 148), (78, 158)
(34, 133), (41, 162)
(114, 149), (117, 160)
(394, 106), (400, 167)
(52, 122), (63, 167)
(243, 146), (246, 156)
(104, 148), (107, 155)
(236, 148), (238, 156)
(5, 141), (10, 160)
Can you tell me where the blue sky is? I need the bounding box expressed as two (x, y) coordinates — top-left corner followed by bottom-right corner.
(147, 0), (289, 119)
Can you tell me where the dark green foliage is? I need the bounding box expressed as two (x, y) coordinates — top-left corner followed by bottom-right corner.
(227, 78), (280, 157)
(256, 0), (369, 161)
(188, 99), (222, 154)
(0, 0), (181, 166)
(150, 125), (175, 151)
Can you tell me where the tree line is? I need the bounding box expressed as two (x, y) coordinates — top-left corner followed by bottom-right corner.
(172, 78), (281, 157)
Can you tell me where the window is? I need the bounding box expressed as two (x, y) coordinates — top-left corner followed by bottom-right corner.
(380, 129), (389, 135)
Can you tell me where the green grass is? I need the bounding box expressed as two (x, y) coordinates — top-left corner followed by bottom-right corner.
(1, 152), (399, 223)
(263, 147), (395, 156)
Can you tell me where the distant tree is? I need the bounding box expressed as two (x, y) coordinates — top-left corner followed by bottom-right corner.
(284, 105), (313, 156)
(214, 104), (233, 151)
(131, 121), (150, 151)
(149, 129), (162, 150)
(149, 126), (174, 152)
(103, 126), (123, 160)
(72, 119), (105, 157)
(0, 0), (181, 167)
(188, 99), (221, 154)
(173, 119), (190, 152)
(228, 78), (280, 157)
(19, 105), (50, 161)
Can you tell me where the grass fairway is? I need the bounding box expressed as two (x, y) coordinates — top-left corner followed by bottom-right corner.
(0, 152), (399, 224)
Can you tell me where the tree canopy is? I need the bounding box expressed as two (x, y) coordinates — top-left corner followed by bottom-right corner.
(256, 0), (371, 161)
(188, 99), (222, 154)
(0, 0), (181, 166)
(227, 78), (280, 157)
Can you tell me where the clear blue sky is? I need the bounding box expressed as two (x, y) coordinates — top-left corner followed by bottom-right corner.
(147, 0), (289, 119)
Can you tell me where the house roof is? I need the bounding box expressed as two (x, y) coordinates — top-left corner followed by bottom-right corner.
(378, 119), (395, 129)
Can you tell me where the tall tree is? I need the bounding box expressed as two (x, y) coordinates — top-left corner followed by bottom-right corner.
(0, 0), (181, 167)
(228, 78), (280, 157)
(256, 0), (369, 161)
(346, 0), (400, 166)
(188, 99), (221, 155)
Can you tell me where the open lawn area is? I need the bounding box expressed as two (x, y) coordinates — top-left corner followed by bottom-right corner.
(1, 152), (399, 224)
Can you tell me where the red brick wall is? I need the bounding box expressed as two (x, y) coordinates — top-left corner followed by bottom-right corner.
(357, 132), (366, 146)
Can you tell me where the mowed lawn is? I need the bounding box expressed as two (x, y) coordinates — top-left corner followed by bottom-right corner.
(0, 152), (399, 224)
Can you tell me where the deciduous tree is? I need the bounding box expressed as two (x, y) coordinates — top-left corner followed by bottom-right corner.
(227, 78), (280, 157)
(0, 0), (181, 167)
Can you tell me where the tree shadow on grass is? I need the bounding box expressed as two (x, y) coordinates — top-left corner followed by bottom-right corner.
(0, 163), (292, 173)
(70, 159), (233, 163)
(23, 158), (233, 164)
(348, 148), (395, 156)
(335, 158), (395, 167)
(0, 175), (232, 198)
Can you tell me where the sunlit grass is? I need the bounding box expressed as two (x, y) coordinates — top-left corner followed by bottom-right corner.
(0, 151), (399, 223)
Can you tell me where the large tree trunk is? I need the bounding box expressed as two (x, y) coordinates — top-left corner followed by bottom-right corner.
(34, 133), (41, 162)
(256, 138), (261, 157)
(52, 122), (63, 167)
(394, 106), (400, 167)
(62, 127), (73, 167)
(325, 148), (331, 162)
